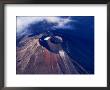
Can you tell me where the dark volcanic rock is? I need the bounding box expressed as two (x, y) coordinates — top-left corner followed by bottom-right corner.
(16, 35), (81, 74)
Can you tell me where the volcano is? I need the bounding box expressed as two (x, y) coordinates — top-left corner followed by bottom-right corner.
(16, 35), (82, 74)
(16, 16), (94, 74)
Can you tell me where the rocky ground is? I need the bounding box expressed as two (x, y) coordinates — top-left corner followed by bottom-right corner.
(16, 35), (80, 74)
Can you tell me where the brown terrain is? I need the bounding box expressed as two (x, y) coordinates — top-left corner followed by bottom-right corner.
(16, 35), (79, 74)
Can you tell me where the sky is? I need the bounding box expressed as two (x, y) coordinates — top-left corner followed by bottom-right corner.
(16, 16), (76, 33)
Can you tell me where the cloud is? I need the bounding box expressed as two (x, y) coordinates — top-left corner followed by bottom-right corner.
(17, 16), (72, 33)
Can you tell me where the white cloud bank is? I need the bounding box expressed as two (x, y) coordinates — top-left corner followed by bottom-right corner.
(17, 16), (72, 33)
